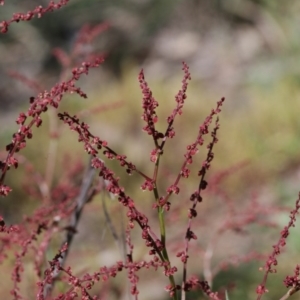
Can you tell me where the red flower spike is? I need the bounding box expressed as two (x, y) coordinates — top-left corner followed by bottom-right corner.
(0, 184), (12, 196)
(0, 0), (70, 33)
(256, 195), (300, 298)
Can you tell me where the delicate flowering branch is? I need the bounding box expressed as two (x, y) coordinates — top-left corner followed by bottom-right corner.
(180, 116), (221, 300)
(2, 157), (91, 297)
(72, 23), (109, 59)
(2, 3), (296, 293)
(160, 62), (191, 151)
(138, 69), (161, 148)
(1, 0), (284, 298)
(1, 18), (107, 196)
(256, 193), (300, 299)
(6, 23), (107, 194)
(0, 56), (104, 196)
(181, 276), (221, 300)
(58, 110), (180, 296)
(54, 255), (175, 300)
(42, 157), (97, 298)
(0, 0), (70, 33)
(156, 97), (225, 210)
(37, 243), (73, 300)
(134, 65), (190, 299)
(47, 22), (108, 191)
(57, 112), (151, 180)
(280, 265), (300, 299)
(57, 63), (204, 299)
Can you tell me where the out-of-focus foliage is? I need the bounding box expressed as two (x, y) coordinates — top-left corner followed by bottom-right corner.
(1, 0), (300, 108)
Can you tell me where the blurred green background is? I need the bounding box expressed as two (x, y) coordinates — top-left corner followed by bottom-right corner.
(1, 0), (300, 299)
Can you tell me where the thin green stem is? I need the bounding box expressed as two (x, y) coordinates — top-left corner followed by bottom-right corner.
(153, 152), (178, 300)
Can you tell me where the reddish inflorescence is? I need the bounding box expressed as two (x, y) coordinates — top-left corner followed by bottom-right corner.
(0, 0), (70, 33)
(2, 2), (300, 299)
(256, 194), (300, 299)
(0, 57), (104, 196)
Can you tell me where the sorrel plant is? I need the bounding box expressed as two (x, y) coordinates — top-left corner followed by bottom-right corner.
(0, 1), (300, 300)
